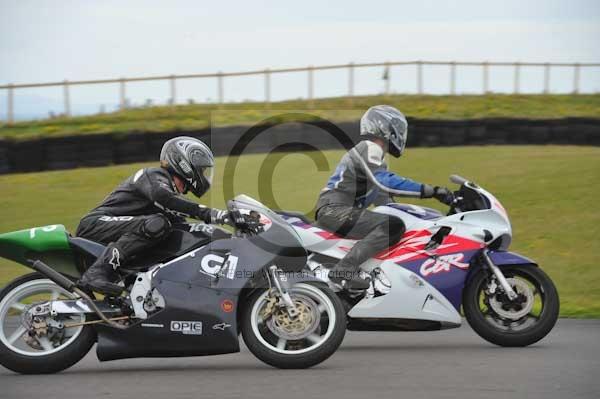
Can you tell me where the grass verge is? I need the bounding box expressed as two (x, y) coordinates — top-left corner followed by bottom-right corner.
(0, 145), (598, 317)
(1, 94), (599, 140)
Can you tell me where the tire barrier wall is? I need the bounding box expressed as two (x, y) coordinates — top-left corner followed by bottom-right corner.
(0, 117), (598, 175)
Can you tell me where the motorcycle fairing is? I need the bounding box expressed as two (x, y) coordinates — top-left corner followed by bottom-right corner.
(347, 234), (482, 320)
(96, 280), (239, 361)
(287, 212), (483, 311)
(126, 224), (231, 269)
(384, 203), (444, 220)
(154, 228), (307, 294)
(96, 215), (309, 361)
(0, 224), (81, 277)
(380, 229), (484, 310)
(488, 251), (537, 267)
(392, 249), (481, 311)
(286, 213), (486, 320)
(0, 223), (232, 279)
(347, 259), (462, 325)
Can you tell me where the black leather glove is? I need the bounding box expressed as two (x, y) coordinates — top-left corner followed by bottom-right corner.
(210, 208), (246, 227)
(433, 186), (455, 205)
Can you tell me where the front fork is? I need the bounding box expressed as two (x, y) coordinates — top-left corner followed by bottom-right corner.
(481, 250), (518, 300)
(268, 265), (300, 317)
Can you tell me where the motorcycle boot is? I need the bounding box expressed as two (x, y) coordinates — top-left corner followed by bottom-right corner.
(79, 243), (124, 296)
(328, 260), (371, 290)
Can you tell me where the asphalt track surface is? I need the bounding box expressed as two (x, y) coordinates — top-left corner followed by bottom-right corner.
(1, 319), (598, 399)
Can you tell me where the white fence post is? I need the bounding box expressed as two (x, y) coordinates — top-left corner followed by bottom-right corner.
(7, 84), (14, 124)
(348, 62), (354, 97)
(169, 75), (176, 107)
(308, 65), (314, 108)
(63, 80), (71, 117)
(513, 63), (520, 94)
(483, 61), (489, 94)
(544, 63), (550, 94)
(384, 61), (391, 95)
(573, 63), (580, 94)
(450, 61), (456, 95)
(264, 68), (271, 109)
(416, 61), (423, 95)
(217, 72), (224, 105)
(119, 78), (126, 110)
(348, 62), (355, 106)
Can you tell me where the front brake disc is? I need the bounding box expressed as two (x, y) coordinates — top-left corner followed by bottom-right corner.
(488, 278), (534, 320)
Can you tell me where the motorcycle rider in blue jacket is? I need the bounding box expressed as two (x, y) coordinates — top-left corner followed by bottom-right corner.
(315, 105), (454, 289)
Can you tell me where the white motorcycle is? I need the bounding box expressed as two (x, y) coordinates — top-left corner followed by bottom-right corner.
(279, 175), (559, 347)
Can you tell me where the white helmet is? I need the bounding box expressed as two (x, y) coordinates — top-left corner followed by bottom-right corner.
(360, 105), (408, 157)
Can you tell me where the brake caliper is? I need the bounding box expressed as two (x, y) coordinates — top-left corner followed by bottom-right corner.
(260, 294), (278, 320)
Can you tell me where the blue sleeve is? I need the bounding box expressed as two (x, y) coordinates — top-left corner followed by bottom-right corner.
(373, 170), (423, 196)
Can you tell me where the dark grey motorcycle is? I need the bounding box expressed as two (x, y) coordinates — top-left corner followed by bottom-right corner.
(0, 195), (346, 374)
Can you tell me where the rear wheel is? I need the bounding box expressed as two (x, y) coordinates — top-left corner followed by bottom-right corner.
(463, 266), (559, 347)
(0, 273), (96, 374)
(241, 282), (346, 369)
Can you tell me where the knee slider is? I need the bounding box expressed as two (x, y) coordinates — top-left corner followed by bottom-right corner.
(142, 215), (172, 239)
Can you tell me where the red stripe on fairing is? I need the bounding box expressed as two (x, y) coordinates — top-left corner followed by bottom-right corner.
(374, 229), (484, 262)
(438, 234), (485, 254)
(375, 230), (430, 260)
(303, 223), (484, 263)
(315, 230), (343, 240)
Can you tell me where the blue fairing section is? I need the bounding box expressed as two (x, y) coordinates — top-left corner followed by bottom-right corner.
(488, 251), (537, 266)
(326, 164), (346, 189)
(373, 170), (422, 194)
(394, 251), (537, 311)
(397, 249), (480, 311)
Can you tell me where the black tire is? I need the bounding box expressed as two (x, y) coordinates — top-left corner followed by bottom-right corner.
(0, 273), (96, 374)
(463, 266), (559, 347)
(241, 282), (346, 369)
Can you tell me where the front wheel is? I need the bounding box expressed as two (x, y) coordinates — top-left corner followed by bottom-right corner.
(0, 273), (96, 374)
(241, 282), (346, 369)
(463, 265), (559, 347)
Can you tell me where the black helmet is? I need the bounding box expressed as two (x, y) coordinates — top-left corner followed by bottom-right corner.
(160, 136), (214, 197)
(360, 105), (408, 157)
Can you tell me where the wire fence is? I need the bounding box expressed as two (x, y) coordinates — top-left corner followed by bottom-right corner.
(1, 60), (599, 124)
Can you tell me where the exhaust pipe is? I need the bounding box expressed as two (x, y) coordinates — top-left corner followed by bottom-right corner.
(28, 259), (127, 329)
(30, 260), (77, 291)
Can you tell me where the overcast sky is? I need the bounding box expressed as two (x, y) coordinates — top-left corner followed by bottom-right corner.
(1, 0), (599, 119)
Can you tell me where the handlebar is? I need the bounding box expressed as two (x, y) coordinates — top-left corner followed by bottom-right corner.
(449, 174), (469, 185)
(226, 201), (265, 236)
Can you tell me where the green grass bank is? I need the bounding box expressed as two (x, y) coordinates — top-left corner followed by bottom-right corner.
(1, 94), (599, 140)
(0, 145), (598, 317)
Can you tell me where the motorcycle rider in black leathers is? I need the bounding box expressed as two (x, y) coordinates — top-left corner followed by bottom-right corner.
(77, 136), (242, 295)
(315, 105), (454, 290)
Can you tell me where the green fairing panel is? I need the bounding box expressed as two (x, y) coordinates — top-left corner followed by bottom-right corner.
(0, 225), (81, 278)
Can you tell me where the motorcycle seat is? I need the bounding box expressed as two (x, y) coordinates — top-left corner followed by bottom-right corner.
(277, 210), (351, 240)
(68, 236), (106, 259)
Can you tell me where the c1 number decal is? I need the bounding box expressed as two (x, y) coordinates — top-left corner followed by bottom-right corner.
(200, 254), (239, 279)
